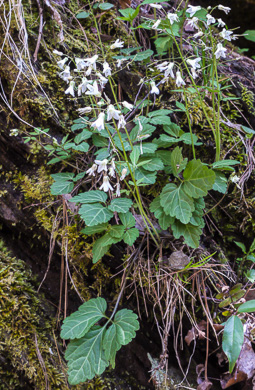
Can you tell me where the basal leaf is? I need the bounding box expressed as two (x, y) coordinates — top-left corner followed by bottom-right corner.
(61, 298), (107, 340)
(50, 180), (74, 195)
(79, 203), (113, 226)
(109, 225), (125, 238)
(119, 212), (136, 228)
(149, 196), (161, 213)
(211, 159), (239, 170)
(65, 326), (108, 385)
(92, 242), (111, 264)
(171, 146), (183, 177)
(163, 123), (183, 137)
(133, 143), (158, 154)
(237, 300), (255, 313)
(189, 198), (205, 227)
(74, 130), (92, 144)
(160, 183), (194, 224)
(81, 223), (109, 235)
(149, 116), (171, 126)
(134, 168), (157, 185)
(70, 190), (107, 204)
(123, 228), (139, 246)
(76, 11), (90, 19)
(139, 157), (164, 172)
(171, 220), (202, 248)
(158, 213), (174, 230)
(130, 148), (140, 166)
(155, 150), (172, 165)
(148, 109), (172, 117)
(222, 315), (244, 373)
(51, 173), (75, 181)
(213, 171), (228, 194)
(108, 198), (133, 213)
(183, 159), (215, 199)
(99, 2), (114, 10)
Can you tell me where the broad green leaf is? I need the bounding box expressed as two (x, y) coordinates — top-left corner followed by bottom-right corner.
(103, 309), (139, 367)
(245, 270), (255, 282)
(171, 220), (202, 248)
(73, 143), (90, 152)
(92, 242), (111, 264)
(61, 298), (107, 340)
(149, 116), (171, 126)
(179, 133), (200, 145)
(74, 172), (86, 182)
(243, 30), (255, 43)
(189, 198), (205, 227)
(237, 300), (255, 313)
(155, 150), (172, 165)
(148, 109), (172, 117)
(139, 157), (164, 172)
(119, 212), (136, 228)
(234, 241), (246, 253)
(154, 36), (172, 54)
(130, 148), (140, 166)
(222, 315), (244, 373)
(133, 143), (157, 154)
(79, 203), (113, 226)
(70, 190), (107, 204)
(183, 159), (215, 199)
(249, 238), (255, 253)
(158, 213), (174, 230)
(123, 228), (140, 246)
(76, 11), (90, 19)
(81, 223), (109, 235)
(211, 159), (239, 170)
(149, 196), (161, 213)
(134, 168), (157, 185)
(171, 146), (183, 177)
(241, 125), (255, 134)
(65, 326), (108, 385)
(132, 49), (153, 61)
(141, 0), (166, 4)
(213, 171), (228, 194)
(108, 198), (133, 213)
(109, 225), (125, 238)
(74, 130), (92, 144)
(51, 173), (75, 181)
(99, 2), (114, 10)
(160, 183), (194, 224)
(163, 123), (183, 137)
(50, 180), (74, 195)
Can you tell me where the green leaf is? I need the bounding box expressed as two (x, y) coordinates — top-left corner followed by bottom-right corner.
(211, 160), (239, 170)
(163, 123), (183, 137)
(108, 198), (133, 213)
(109, 225), (125, 238)
(243, 30), (255, 43)
(189, 198), (205, 227)
(92, 242), (111, 264)
(103, 309), (139, 368)
(234, 241), (246, 253)
(238, 300), (255, 313)
(222, 315), (244, 373)
(149, 196), (161, 213)
(79, 203), (113, 226)
(119, 212), (136, 228)
(179, 133), (200, 145)
(249, 238), (255, 253)
(50, 180), (74, 195)
(158, 213), (174, 230)
(241, 125), (255, 135)
(61, 298), (107, 340)
(171, 220), (202, 248)
(134, 168), (157, 185)
(183, 159), (215, 199)
(70, 190), (107, 204)
(65, 326), (108, 385)
(123, 228), (139, 246)
(160, 183), (194, 224)
(139, 157), (164, 172)
(74, 130), (92, 143)
(213, 171), (228, 194)
(81, 223), (109, 235)
(130, 148), (140, 166)
(171, 146), (183, 177)
(245, 269), (255, 282)
(154, 36), (172, 54)
(51, 173), (75, 181)
(141, 0), (166, 4)
(99, 2), (114, 10)
(73, 143), (90, 152)
(133, 143), (157, 154)
(132, 49), (153, 61)
(148, 109), (172, 117)
(76, 11), (90, 19)
(149, 116), (171, 126)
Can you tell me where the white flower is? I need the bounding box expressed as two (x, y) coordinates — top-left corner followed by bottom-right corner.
(78, 77), (89, 96)
(118, 115), (126, 129)
(10, 129), (19, 136)
(122, 101), (133, 111)
(193, 31), (203, 39)
(164, 62), (175, 78)
(57, 57), (68, 69)
(175, 71), (185, 87)
(85, 81), (101, 97)
(85, 65), (93, 76)
(115, 183), (121, 197)
(86, 164), (97, 176)
(186, 17), (199, 30)
(206, 14), (216, 26)
(100, 175), (113, 192)
(218, 18), (225, 28)
(150, 3), (162, 8)
(77, 107), (92, 114)
(103, 62), (112, 77)
(107, 104), (121, 121)
(85, 54), (98, 70)
(116, 58), (125, 68)
(187, 57), (201, 69)
(95, 159), (108, 173)
(167, 13), (179, 25)
(59, 65), (72, 83)
(75, 58), (87, 71)
(97, 72), (108, 88)
(152, 19), (161, 30)
(191, 67), (198, 79)
(156, 61), (169, 72)
(137, 118), (143, 134)
(215, 43), (227, 59)
(186, 5), (201, 17)
(150, 81), (160, 95)
(65, 81), (75, 97)
(91, 112), (105, 132)
(220, 28), (233, 41)
(108, 158), (116, 177)
(218, 5), (231, 14)
(110, 39), (124, 50)
(120, 168), (128, 181)
(53, 50), (64, 56)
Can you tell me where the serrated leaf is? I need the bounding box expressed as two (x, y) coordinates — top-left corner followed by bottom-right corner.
(160, 183), (194, 224)
(108, 198), (133, 213)
(211, 159), (239, 170)
(189, 198), (205, 227)
(92, 243), (111, 264)
(222, 315), (244, 373)
(237, 300), (255, 313)
(163, 123), (183, 137)
(149, 196), (161, 213)
(179, 133), (200, 145)
(79, 203), (113, 226)
(213, 171), (228, 194)
(249, 238), (255, 253)
(61, 298), (107, 340)
(155, 150), (172, 165)
(103, 309), (139, 368)
(73, 142), (90, 152)
(130, 148), (140, 166)
(133, 143), (158, 154)
(171, 146), (183, 177)
(158, 213), (174, 230)
(123, 228), (140, 246)
(74, 172), (86, 182)
(65, 326), (108, 385)
(132, 49), (153, 61)
(171, 220), (202, 248)
(70, 190), (107, 204)
(51, 172), (75, 181)
(148, 109), (172, 117)
(134, 168), (157, 185)
(119, 212), (136, 228)
(109, 225), (125, 238)
(81, 223), (109, 235)
(50, 180), (74, 195)
(139, 157), (164, 172)
(74, 130), (92, 144)
(183, 159), (215, 199)
(149, 116), (171, 125)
